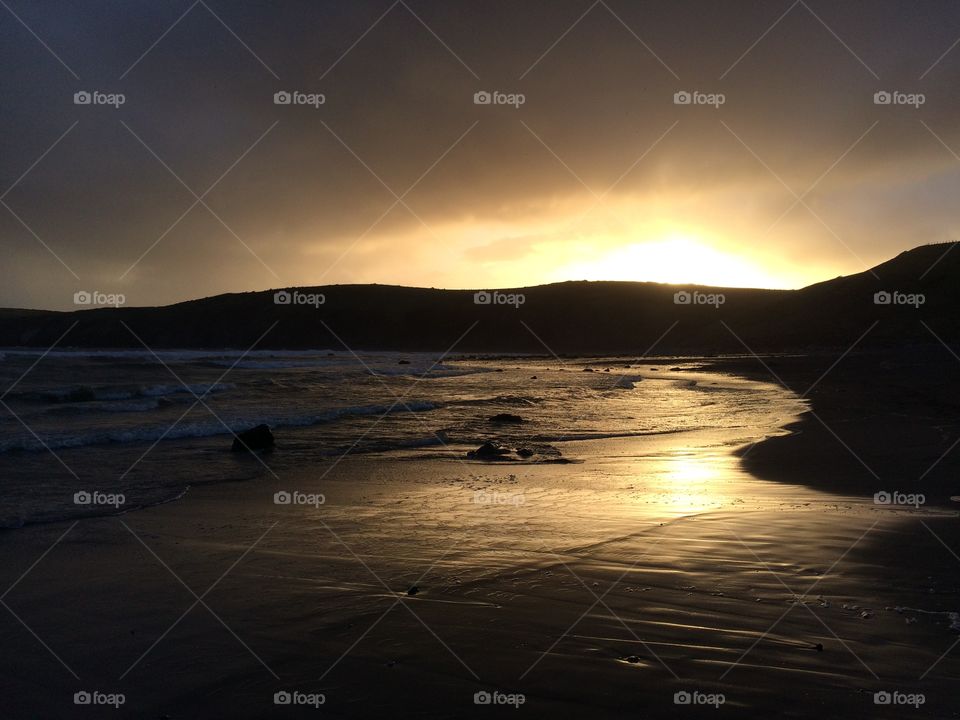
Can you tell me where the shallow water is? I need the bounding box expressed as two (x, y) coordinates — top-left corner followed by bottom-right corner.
(1, 358), (957, 718)
(0, 351), (805, 527)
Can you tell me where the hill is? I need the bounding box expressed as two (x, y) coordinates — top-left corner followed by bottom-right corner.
(0, 243), (956, 354)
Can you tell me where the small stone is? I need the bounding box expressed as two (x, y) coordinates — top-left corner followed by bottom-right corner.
(231, 424), (274, 452)
(407, 586), (419, 596)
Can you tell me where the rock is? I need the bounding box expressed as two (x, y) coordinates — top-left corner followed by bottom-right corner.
(467, 442), (513, 460)
(625, 655), (640, 664)
(231, 424), (274, 452)
(406, 586), (419, 596)
(517, 448), (534, 458)
(489, 413), (523, 424)
(398, 359), (411, 365)
(530, 375), (537, 379)
(583, 368), (594, 372)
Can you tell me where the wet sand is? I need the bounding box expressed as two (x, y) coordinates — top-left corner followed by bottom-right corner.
(1, 426), (958, 719)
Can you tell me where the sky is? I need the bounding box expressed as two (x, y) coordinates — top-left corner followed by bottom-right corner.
(1, 0), (960, 310)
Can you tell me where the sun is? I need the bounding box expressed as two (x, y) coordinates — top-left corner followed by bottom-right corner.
(550, 233), (787, 289)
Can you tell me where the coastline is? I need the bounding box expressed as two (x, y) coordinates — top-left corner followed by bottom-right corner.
(703, 352), (960, 506)
(2, 361), (959, 717)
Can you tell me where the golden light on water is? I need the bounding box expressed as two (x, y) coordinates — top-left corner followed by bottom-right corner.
(661, 451), (728, 514)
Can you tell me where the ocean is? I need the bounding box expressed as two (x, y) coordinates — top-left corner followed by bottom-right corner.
(0, 349), (805, 528)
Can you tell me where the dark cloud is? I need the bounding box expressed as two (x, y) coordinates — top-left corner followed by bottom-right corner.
(2, 0), (960, 308)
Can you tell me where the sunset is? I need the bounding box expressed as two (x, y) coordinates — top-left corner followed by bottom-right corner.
(3, 1), (959, 307)
(2, 2), (960, 718)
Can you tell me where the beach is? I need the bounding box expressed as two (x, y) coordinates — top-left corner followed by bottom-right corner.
(2, 360), (959, 719)
(4, 0), (960, 714)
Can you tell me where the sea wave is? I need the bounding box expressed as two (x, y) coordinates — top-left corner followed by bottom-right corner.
(43, 398), (170, 415)
(368, 364), (490, 378)
(0, 400), (441, 453)
(449, 395), (543, 407)
(18, 382), (234, 404)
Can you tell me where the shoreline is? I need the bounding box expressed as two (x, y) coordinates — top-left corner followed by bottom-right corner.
(2, 446), (959, 717)
(2, 358), (959, 717)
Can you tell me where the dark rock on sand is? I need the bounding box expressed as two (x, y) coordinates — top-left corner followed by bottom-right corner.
(489, 413), (524, 424)
(231, 424), (274, 452)
(406, 586), (419, 596)
(467, 441), (514, 460)
(517, 447), (534, 458)
(398, 359), (411, 365)
(583, 368), (594, 372)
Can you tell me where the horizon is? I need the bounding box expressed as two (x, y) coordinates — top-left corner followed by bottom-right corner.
(7, 240), (951, 313)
